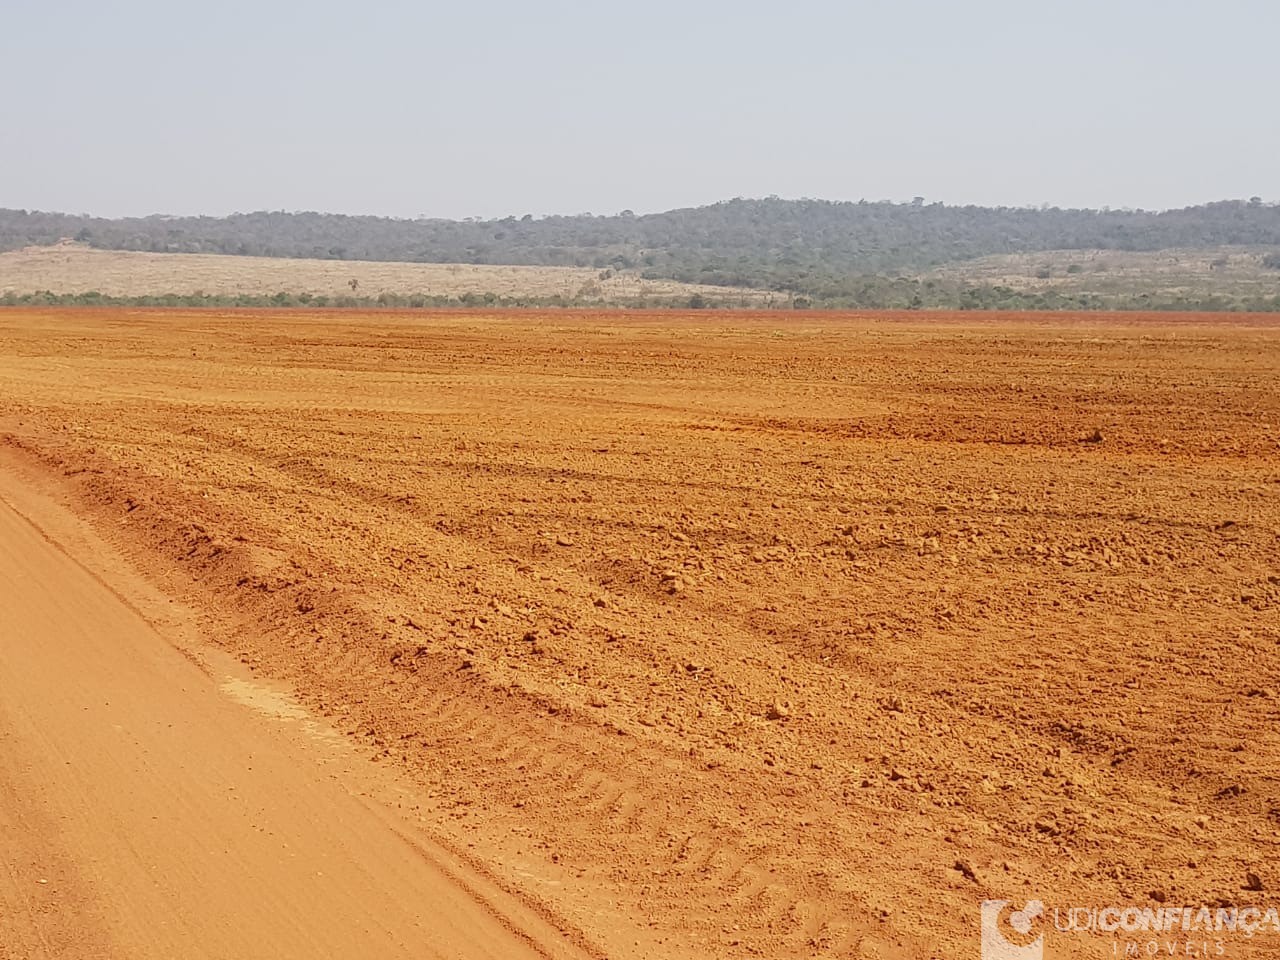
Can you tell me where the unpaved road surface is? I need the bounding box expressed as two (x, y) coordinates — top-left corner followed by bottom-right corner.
(1, 307), (1278, 958)
(0, 475), (586, 959)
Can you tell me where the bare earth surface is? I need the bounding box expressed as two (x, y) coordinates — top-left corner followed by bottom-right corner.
(1, 307), (1278, 959)
(0, 462), (590, 960)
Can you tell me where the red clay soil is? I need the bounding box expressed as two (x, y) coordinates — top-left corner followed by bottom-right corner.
(1, 307), (1277, 959)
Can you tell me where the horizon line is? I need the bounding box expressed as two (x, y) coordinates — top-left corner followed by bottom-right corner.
(3, 194), (1275, 224)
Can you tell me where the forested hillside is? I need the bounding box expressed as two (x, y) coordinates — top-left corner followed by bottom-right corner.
(3, 198), (1278, 307)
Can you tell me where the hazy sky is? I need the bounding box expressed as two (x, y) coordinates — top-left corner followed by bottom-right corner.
(2, 0), (1275, 219)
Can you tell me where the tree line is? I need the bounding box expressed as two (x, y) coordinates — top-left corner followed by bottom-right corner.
(2, 197), (1278, 306)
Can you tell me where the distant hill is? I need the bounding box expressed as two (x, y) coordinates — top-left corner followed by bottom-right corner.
(2, 198), (1278, 309)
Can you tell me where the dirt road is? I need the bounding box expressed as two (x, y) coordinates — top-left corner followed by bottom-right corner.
(0, 480), (587, 960)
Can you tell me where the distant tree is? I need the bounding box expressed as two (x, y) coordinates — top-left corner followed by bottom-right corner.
(349, 278), (359, 292)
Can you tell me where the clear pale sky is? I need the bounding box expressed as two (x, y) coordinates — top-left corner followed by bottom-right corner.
(2, 0), (1275, 219)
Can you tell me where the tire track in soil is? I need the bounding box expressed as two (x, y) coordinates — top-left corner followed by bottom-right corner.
(149, 425), (898, 950)
(0, 433), (917, 959)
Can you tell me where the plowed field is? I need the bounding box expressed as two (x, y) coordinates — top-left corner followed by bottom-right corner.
(1, 307), (1277, 959)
